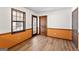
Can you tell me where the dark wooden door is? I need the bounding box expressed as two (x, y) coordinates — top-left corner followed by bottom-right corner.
(39, 16), (47, 36)
(72, 8), (78, 48)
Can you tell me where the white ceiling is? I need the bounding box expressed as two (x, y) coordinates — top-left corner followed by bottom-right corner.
(26, 7), (72, 13)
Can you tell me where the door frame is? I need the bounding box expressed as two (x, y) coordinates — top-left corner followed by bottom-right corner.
(72, 8), (78, 48)
(32, 15), (38, 36)
(39, 16), (47, 36)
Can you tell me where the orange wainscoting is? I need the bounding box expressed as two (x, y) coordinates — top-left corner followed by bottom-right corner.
(78, 34), (79, 49)
(0, 29), (32, 48)
(47, 28), (72, 40)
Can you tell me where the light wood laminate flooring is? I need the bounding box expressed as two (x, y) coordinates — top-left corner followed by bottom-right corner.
(9, 35), (77, 51)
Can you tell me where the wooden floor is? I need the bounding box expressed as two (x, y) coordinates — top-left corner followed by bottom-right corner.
(9, 35), (78, 51)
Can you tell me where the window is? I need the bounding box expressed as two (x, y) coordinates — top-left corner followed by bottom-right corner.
(11, 8), (26, 33)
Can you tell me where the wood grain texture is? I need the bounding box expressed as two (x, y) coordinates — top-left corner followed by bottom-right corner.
(39, 16), (47, 36)
(47, 28), (72, 40)
(0, 29), (32, 48)
(9, 35), (77, 51)
(78, 34), (79, 49)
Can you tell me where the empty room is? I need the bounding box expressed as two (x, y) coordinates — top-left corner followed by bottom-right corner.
(0, 7), (79, 51)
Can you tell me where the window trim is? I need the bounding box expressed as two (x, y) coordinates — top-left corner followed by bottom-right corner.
(11, 8), (26, 34)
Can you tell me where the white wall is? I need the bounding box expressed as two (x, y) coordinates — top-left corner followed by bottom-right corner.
(39, 8), (72, 29)
(0, 7), (38, 34)
(78, 8), (79, 33)
(0, 7), (72, 34)
(0, 8), (11, 34)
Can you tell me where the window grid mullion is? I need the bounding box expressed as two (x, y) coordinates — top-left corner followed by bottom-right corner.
(11, 8), (25, 33)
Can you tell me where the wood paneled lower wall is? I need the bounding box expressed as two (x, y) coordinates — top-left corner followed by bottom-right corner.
(47, 28), (72, 40)
(78, 34), (79, 49)
(0, 29), (32, 48)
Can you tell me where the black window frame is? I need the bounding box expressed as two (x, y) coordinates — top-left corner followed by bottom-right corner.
(11, 8), (26, 34)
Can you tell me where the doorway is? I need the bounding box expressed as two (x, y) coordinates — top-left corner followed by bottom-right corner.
(39, 16), (47, 36)
(72, 8), (78, 48)
(32, 15), (38, 36)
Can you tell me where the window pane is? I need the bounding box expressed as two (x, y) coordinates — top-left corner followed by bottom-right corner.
(13, 22), (16, 26)
(33, 17), (37, 34)
(17, 16), (20, 21)
(16, 22), (23, 31)
(16, 27), (21, 31)
(17, 12), (20, 17)
(16, 22), (23, 30)
(13, 16), (16, 21)
(21, 26), (23, 30)
(21, 17), (23, 21)
(13, 22), (23, 31)
(13, 26), (16, 31)
(16, 22), (23, 27)
(17, 17), (23, 21)
(13, 11), (16, 16)
(21, 13), (23, 17)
